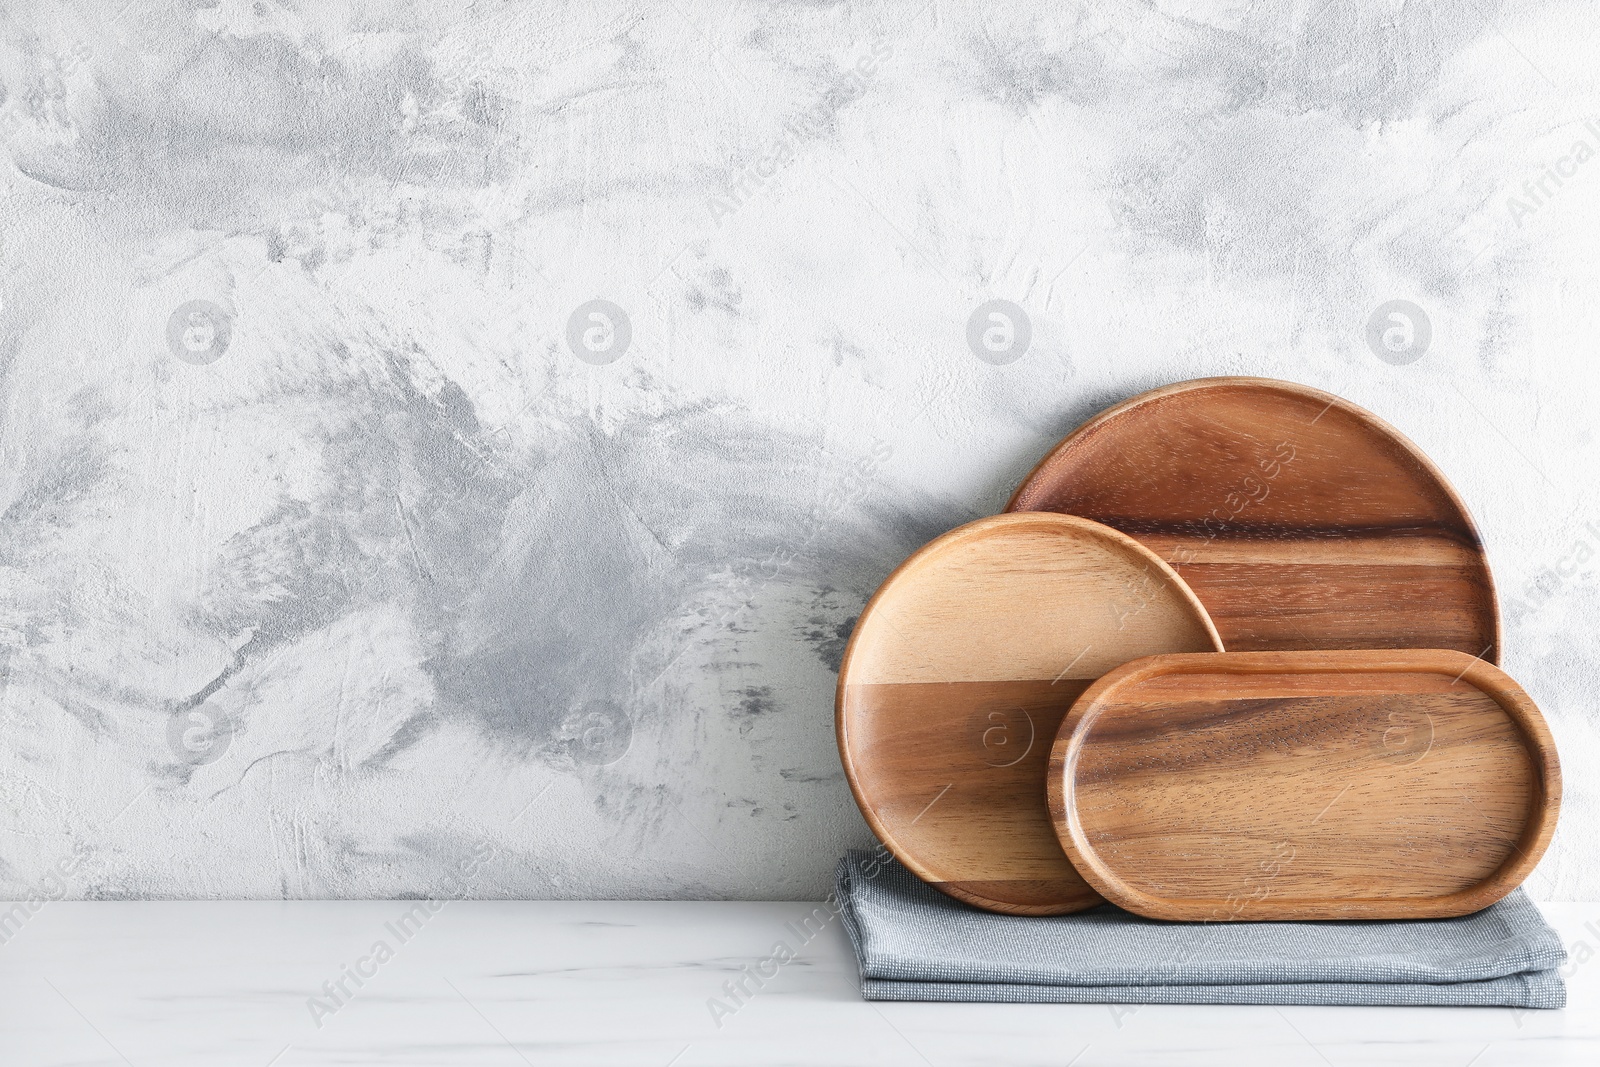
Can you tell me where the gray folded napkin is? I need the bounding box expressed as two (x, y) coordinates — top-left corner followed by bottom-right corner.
(834, 850), (1566, 1007)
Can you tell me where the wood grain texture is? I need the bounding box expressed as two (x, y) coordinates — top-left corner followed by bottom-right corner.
(1007, 377), (1500, 660)
(837, 514), (1224, 915)
(1049, 650), (1561, 921)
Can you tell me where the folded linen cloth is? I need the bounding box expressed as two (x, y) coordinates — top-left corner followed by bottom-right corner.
(834, 850), (1567, 1008)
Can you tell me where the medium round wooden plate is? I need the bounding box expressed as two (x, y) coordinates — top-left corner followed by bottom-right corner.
(1049, 650), (1561, 921)
(1007, 377), (1500, 661)
(836, 513), (1223, 915)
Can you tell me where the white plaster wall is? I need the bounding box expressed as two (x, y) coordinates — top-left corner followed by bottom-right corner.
(0, 0), (1595, 900)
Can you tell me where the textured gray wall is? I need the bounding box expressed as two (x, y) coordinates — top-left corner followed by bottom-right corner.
(0, 1), (1595, 900)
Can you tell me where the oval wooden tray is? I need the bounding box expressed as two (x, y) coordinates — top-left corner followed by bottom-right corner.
(1049, 650), (1561, 921)
(836, 513), (1223, 915)
(1008, 378), (1500, 661)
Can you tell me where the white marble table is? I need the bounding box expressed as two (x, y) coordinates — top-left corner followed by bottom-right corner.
(1, 899), (1596, 1066)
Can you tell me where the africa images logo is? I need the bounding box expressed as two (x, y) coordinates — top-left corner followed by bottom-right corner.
(565, 299), (631, 365)
(166, 300), (232, 365)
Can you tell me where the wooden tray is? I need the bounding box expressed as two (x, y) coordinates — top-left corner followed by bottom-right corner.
(1048, 650), (1560, 921)
(836, 513), (1223, 915)
(1007, 378), (1500, 661)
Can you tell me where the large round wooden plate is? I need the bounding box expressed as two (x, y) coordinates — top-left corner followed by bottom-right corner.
(1049, 650), (1561, 920)
(836, 513), (1223, 915)
(1007, 378), (1500, 661)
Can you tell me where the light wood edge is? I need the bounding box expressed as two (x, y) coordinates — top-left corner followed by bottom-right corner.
(835, 513), (1225, 915)
(1004, 376), (1503, 665)
(1047, 649), (1562, 921)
